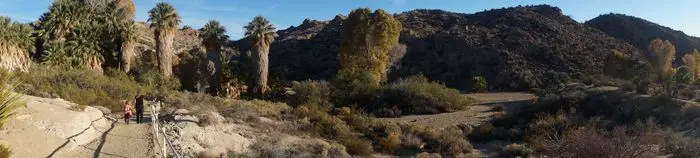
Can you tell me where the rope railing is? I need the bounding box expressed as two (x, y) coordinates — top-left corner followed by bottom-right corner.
(151, 101), (180, 158)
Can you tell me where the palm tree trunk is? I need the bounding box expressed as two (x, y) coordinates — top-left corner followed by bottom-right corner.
(253, 45), (269, 96)
(207, 47), (222, 94)
(88, 55), (103, 73)
(121, 40), (134, 72)
(0, 43), (31, 72)
(156, 30), (174, 77)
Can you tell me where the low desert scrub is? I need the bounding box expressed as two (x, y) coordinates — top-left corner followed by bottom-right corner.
(664, 131), (700, 157)
(16, 65), (149, 111)
(375, 75), (475, 116)
(339, 138), (374, 156)
(502, 143), (533, 158)
(398, 124), (473, 156)
(164, 91), (290, 120)
(287, 80), (334, 107)
(243, 136), (350, 158)
(551, 126), (665, 158)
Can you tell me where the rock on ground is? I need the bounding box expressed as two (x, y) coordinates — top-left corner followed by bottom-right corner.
(0, 94), (110, 157)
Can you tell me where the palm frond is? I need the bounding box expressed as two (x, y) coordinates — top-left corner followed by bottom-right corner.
(0, 72), (26, 128)
(148, 2), (181, 32)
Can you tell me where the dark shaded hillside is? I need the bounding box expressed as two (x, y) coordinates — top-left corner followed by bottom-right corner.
(238, 5), (648, 91)
(586, 13), (700, 64)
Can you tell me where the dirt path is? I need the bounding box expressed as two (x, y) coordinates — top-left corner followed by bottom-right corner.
(70, 109), (156, 158)
(381, 92), (537, 129)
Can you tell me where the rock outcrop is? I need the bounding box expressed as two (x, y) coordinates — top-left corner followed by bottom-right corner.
(0, 94), (110, 157)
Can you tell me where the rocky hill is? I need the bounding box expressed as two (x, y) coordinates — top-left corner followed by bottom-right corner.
(586, 13), (700, 65)
(248, 5), (648, 91)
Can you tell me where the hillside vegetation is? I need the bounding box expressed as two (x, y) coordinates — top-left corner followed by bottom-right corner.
(257, 5), (648, 91)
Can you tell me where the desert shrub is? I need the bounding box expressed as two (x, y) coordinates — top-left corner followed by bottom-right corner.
(16, 65), (145, 111)
(165, 91), (289, 119)
(525, 113), (570, 151)
(287, 80), (334, 107)
(472, 76), (488, 92)
(340, 137), (374, 156)
(502, 143), (533, 158)
(398, 124), (472, 156)
(365, 121), (402, 153)
(664, 131), (700, 158)
(552, 126), (664, 158)
(244, 136), (351, 158)
(294, 103), (354, 139)
(0, 144), (10, 158)
(422, 127), (472, 156)
(470, 122), (495, 140)
(375, 75), (475, 116)
(132, 69), (181, 99)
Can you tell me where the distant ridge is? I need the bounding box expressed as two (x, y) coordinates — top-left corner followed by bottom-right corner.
(587, 13), (700, 64)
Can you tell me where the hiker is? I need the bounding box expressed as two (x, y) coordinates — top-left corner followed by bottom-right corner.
(135, 94), (145, 124)
(123, 100), (133, 124)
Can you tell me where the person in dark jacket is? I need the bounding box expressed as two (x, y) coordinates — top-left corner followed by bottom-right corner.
(135, 94), (145, 124)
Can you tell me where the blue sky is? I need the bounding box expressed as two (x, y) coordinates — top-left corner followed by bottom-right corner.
(1, 0), (698, 39)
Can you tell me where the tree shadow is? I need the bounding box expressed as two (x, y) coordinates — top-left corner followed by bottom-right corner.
(46, 116), (106, 158)
(92, 121), (117, 158)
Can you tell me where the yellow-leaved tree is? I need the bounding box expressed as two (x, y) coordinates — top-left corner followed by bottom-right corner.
(336, 8), (402, 91)
(647, 38), (676, 82)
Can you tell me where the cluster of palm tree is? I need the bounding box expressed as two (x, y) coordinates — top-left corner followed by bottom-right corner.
(0, 17), (34, 71)
(1, 0), (279, 97)
(36, 0), (137, 73)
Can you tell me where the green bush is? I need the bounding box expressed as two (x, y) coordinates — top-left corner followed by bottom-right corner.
(16, 65), (147, 111)
(376, 75), (475, 116)
(472, 76), (488, 93)
(287, 80), (334, 107)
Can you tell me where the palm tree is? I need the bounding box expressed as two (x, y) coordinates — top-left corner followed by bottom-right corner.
(200, 20), (228, 94)
(0, 73), (26, 128)
(37, 0), (87, 43)
(148, 2), (181, 77)
(244, 16), (277, 96)
(67, 24), (104, 72)
(112, 1), (138, 73)
(119, 22), (138, 72)
(0, 17), (34, 72)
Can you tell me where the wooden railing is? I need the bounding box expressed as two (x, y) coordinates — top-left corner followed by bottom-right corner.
(151, 101), (180, 158)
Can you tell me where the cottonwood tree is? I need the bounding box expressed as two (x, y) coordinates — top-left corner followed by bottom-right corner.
(682, 49), (700, 79)
(647, 38), (676, 82)
(336, 8), (402, 90)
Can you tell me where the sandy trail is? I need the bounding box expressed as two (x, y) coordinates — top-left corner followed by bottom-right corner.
(381, 92), (537, 129)
(69, 109), (156, 158)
